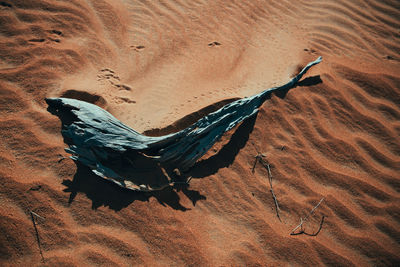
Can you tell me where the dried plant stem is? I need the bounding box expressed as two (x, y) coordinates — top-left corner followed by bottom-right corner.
(303, 215), (325, 236)
(251, 152), (266, 173)
(30, 211), (45, 262)
(290, 197), (325, 235)
(267, 163), (281, 221)
(266, 163), (273, 179)
(251, 157), (258, 173)
(251, 146), (281, 221)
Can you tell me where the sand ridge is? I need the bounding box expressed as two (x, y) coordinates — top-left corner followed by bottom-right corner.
(0, 0), (399, 266)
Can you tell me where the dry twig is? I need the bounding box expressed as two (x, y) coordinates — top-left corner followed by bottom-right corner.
(251, 144), (266, 173)
(304, 215), (325, 236)
(266, 163), (281, 221)
(57, 154), (68, 163)
(252, 153), (266, 173)
(30, 211), (45, 262)
(290, 198), (325, 236)
(251, 144), (281, 221)
(290, 215), (325, 236)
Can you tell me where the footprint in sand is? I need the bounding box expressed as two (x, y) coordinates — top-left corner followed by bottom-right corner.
(130, 45), (145, 52)
(304, 48), (317, 54)
(97, 69), (132, 91)
(28, 29), (63, 44)
(114, 97), (136, 104)
(208, 41), (221, 47)
(28, 38), (46, 43)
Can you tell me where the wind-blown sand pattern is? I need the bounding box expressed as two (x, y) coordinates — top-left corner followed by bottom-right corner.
(0, 0), (399, 266)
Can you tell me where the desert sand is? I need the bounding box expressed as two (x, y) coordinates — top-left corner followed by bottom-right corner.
(0, 0), (399, 266)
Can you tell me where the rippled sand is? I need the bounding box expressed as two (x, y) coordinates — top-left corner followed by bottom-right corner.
(0, 0), (399, 266)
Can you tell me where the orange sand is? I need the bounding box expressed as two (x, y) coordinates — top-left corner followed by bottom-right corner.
(0, 0), (399, 266)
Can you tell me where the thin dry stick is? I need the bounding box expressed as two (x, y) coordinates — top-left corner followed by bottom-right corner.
(290, 197), (324, 235)
(303, 215), (325, 236)
(251, 145), (281, 221)
(266, 163), (272, 178)
(266, 163), (281, 221)
(291, 215), (325, 236)
(251, 156), (258, 173)
(250, 142), (265, 173)
(30, 211), (45, 262)
(252, 153), (266, 173)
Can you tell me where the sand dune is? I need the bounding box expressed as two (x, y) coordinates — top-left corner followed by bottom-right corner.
(0, 0), (399, 266)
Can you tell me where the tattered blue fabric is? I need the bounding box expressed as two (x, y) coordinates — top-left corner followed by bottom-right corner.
(47, 57), (321, 191)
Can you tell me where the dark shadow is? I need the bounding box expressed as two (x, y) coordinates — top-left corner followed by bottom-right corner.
(188, 115), (257, 178)
(275, 75), (323, 99)
(297, 75), (322, 87)
(151, 186), (190, 211)
(273, 88), (289, 99)
(174, 182), (207, 206)
(62, 162), (205, 211)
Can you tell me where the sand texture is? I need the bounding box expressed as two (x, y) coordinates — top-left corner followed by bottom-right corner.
(0, 0), (399, 266)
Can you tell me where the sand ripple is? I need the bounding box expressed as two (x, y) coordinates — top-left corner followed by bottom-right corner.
(0, 0), (399, 266)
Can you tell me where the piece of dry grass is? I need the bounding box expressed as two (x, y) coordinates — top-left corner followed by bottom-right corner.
(290, 198), (325, 236)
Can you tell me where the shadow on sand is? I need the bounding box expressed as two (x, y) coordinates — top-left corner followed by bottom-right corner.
(62, 163), (205, 211)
